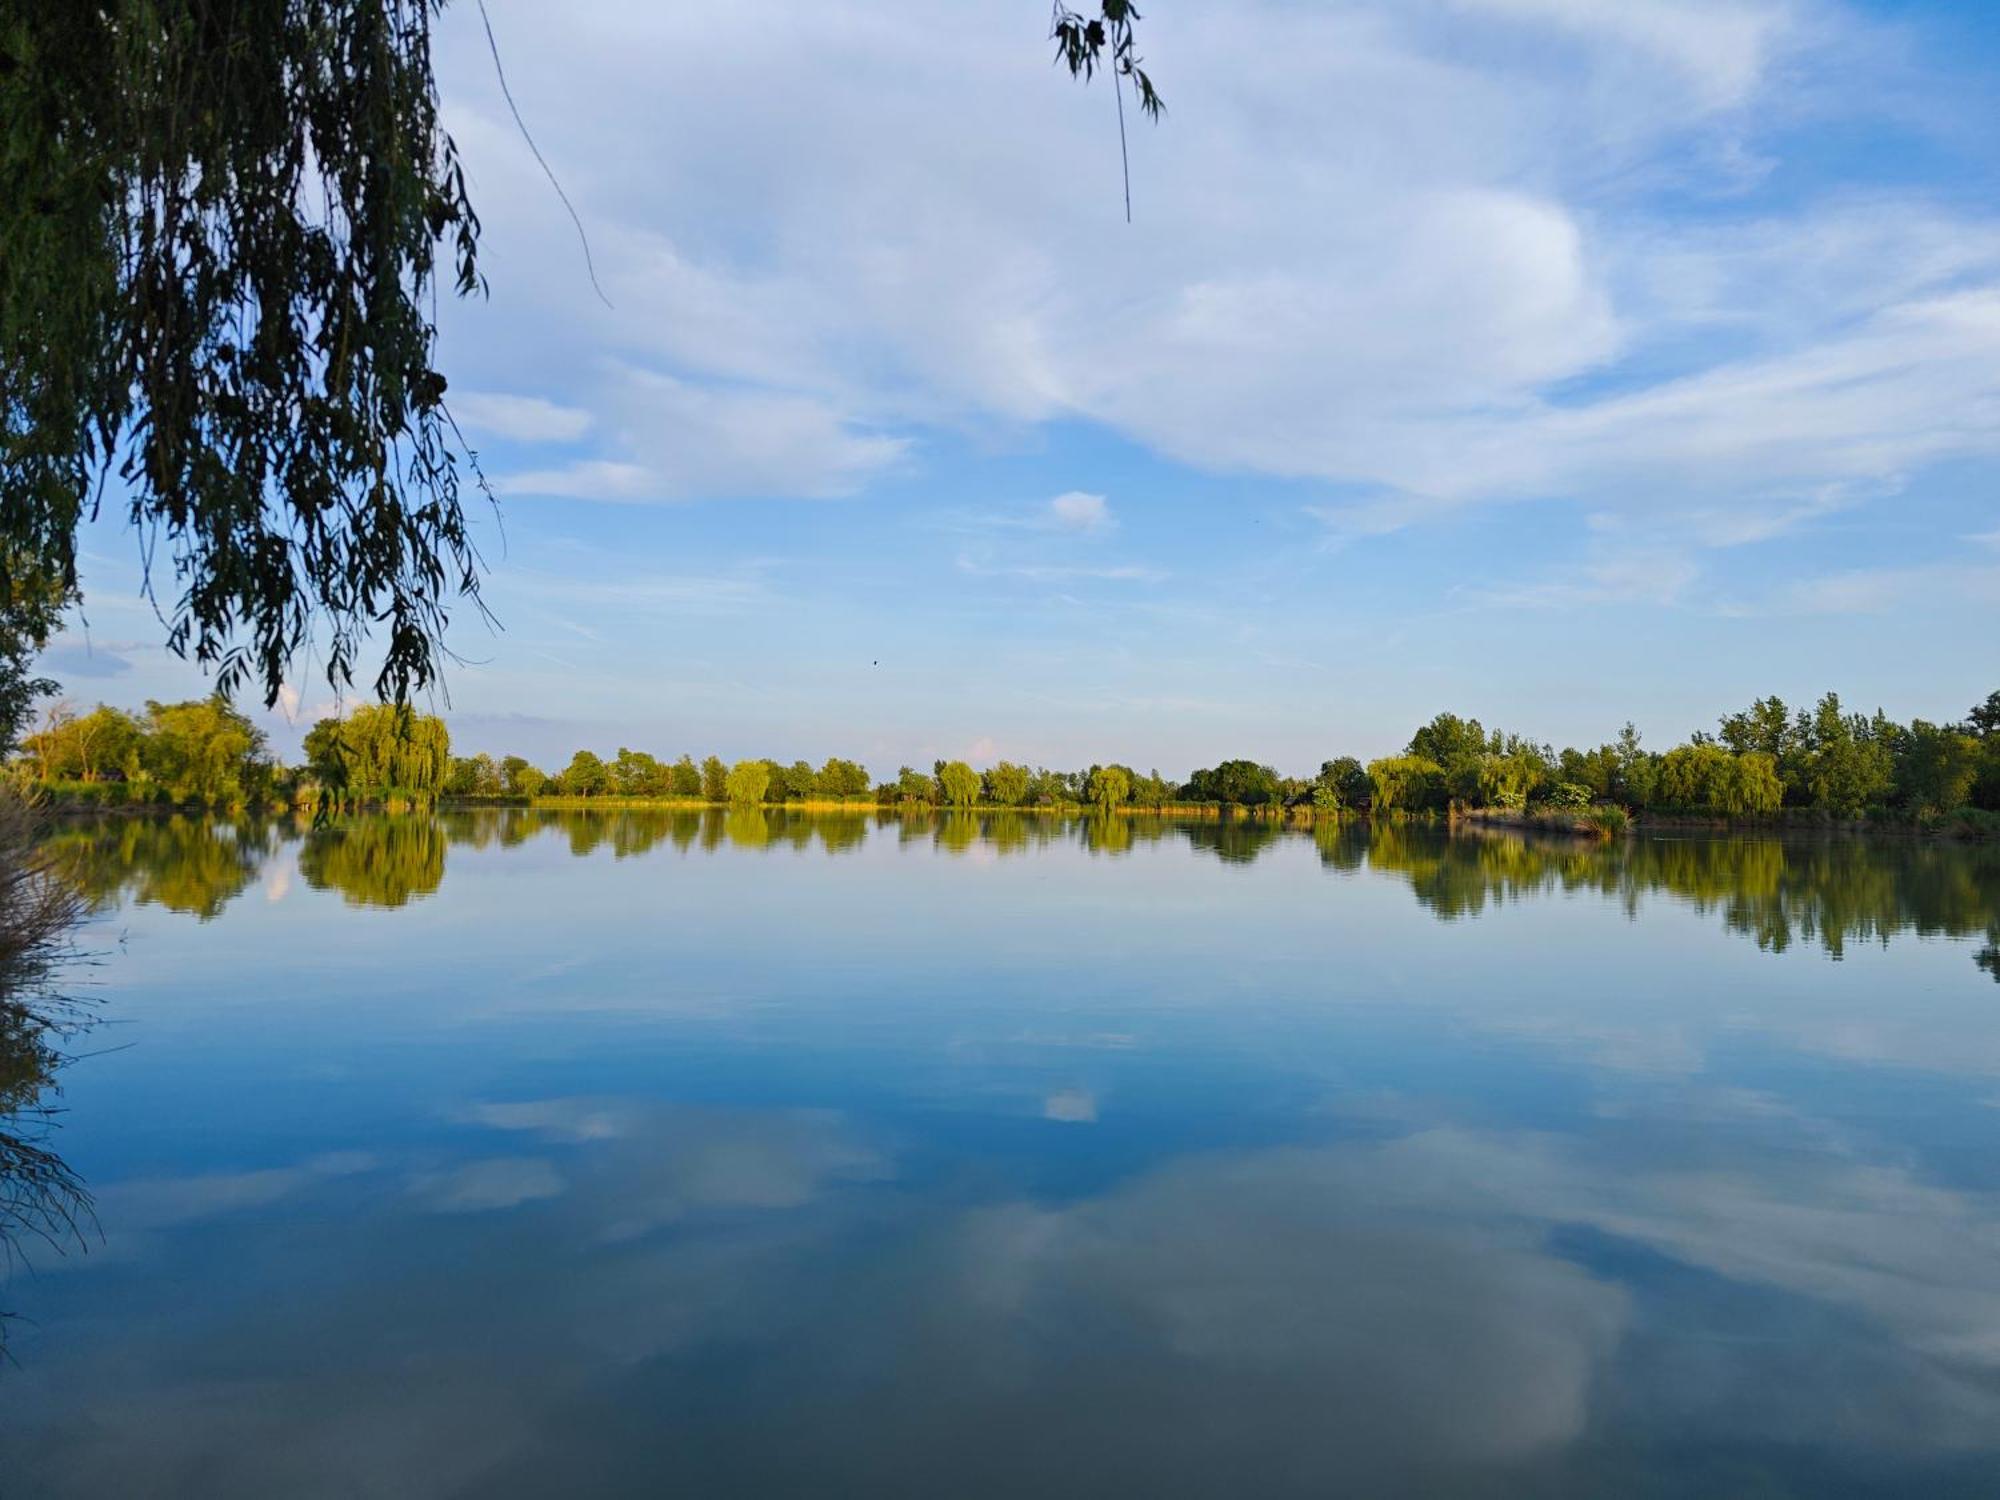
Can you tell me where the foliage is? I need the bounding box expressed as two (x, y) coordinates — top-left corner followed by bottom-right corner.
(1544, 781), (1592, 810)
(1086, 763), (1132, 809)
(817, 757), (871, 800)
(1897, 720), (1981, 816)
(1182, 759), (1281, 806)
(135, 697), (268, 805)
(445, 752), (502, 797)
(700, 756), (728, 803)
(0, 558), (71, 757)
(500, 755), (545, 798)
(986, 762), (1031, 807)
(938, 760), (981, 808)
(1, 0), (485, 707)
(1367, 755), (1445, 813)
(1655, 744), (1783, 816)
(558, 749), (609, 798)
(725, 759), (770, 806)
(304, 704), (449, 799)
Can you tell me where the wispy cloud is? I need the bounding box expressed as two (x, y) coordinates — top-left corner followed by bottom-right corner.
(452, 391), (593, 443)
(955, 554), (1167, 585)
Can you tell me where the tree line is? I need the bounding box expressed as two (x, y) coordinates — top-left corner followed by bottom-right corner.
(11, 689), (2000, 824)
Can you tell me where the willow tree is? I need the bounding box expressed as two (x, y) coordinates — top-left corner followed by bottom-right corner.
(2, 1), (482, 707)
(1, 3), (1161, 710)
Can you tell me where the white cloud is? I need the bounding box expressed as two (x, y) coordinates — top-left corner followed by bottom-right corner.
(429, 0), (2000, 559)
(1450, 0), (1795, 109)
(1046, 491), (1113, 534)
(497, 372), (906, 501)
(450, 390), (594, 443)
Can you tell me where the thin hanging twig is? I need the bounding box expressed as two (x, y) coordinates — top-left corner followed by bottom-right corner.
(476, 0), (613, 309)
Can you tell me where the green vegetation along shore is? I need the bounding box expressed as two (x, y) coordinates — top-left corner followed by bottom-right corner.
(10, 690), (2000, 835)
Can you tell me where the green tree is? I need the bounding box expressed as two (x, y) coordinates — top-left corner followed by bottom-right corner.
(303, 704), (450, 798)
(1408, 714), (1491, 780)
(1183, 760), (1281, 806)
(0, 559), (70, 756)
(1967, 691), (2000, 738)
(1718, 696), (1793, 763)
(1366, 755), (1445, 813)
(559, 749), (609, 797)
(500, 755), (545, 798)
(1897, 720), (1980, 814)
(985, 762), (1031, 807)
(782, 759), (818, 800)
(700, 756), (728, 802)
(1796, 693), (1893, 816)
(937, 761), (981, 807)
(815, 757), (870, 800)
(2, 1), (485, 707)
(1086, 763), (1131, 810)
(138, 697), (266, 805)
(610, 748), (666, 797)
(444, 752), (501, 797)
(669, 755), (703, 797)
(725, 759), (771, 806)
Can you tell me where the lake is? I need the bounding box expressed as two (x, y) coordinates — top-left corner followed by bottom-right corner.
(4, 810), (1999, 1497)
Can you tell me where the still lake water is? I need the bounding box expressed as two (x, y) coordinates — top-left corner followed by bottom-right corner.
(4, 809), (2000, 1497)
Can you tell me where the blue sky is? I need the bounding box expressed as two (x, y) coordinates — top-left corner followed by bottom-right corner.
(53, 0), (2000, 774)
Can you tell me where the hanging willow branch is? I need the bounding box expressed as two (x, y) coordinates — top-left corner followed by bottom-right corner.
(0, 1), (486, 707)
(1050, 0), (1165, 221)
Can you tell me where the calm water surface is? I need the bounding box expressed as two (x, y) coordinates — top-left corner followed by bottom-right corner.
(4, 810), (2000, 1497)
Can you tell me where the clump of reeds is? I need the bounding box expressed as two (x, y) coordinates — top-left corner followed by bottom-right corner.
(1581, 805), (1630, 840)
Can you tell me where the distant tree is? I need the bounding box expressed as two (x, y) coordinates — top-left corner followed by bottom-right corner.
(500, 755), (545, 798)
(938, 761), (981, 807)
(1718, 696), (1793, 763)
(1968, 691), (2000, 738)
(1086, 763), (1131, 809)
(559, 749), (609, 797)
(700, 756), (729, 803)
(1655, 745), (1782, 815)
(1796, 693), (1893, 816)
(1183, 759), (1281, 806)
(1367, 755), (1445, 813)
(669, 755), (703, 798)
(608, 747), (668, 797)
(816, 757), (870, 800)
(139, 697), (267, 805)
(985, 762), (1031, 807)
(1130, 768), (1176, 807)
(895, 766), (937, 805)
(20, 702), (142, 783)
(782, 759), (818, 800)
(1613, 724), (1658, 808)
(1897, 720), (1980, 814)
(304, 704), (449, 797)
(1407, 714), (1491, 776)
(725, 759), (771, 806)
(445, 754), (503, 797)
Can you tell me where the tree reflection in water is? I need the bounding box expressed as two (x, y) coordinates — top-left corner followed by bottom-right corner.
(1, 807), (93, 1352)
(29, 808), (2000, 978)
(39, 815), (273, 921)
(299, 818), (446, 909)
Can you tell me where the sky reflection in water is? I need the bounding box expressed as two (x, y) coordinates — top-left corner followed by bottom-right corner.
(4, 811), (2000, 1497)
